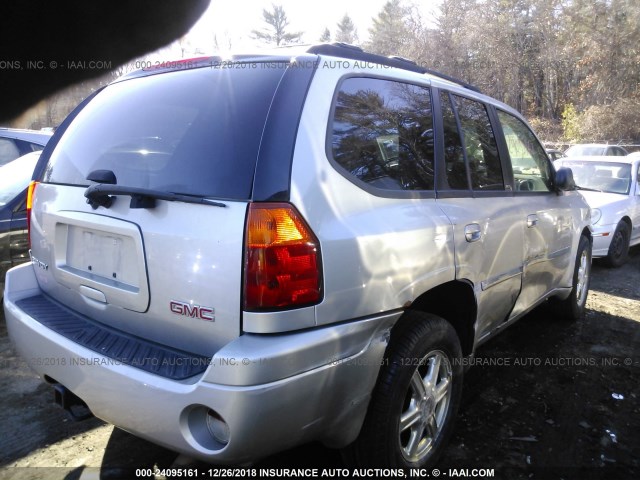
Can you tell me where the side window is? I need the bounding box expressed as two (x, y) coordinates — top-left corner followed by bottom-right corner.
(27, 141), (45, 153)
(440, 92), (468, 189)
(498, 110), (553, 192)
(451, 95), (504, 190)
(0, 138), (20, 167)
(440, 91), (504, 191)
(331, 77), (435, 192)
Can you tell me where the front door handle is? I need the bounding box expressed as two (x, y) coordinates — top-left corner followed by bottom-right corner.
(527, 214), (539, 228)
(464, 223), (481, 242)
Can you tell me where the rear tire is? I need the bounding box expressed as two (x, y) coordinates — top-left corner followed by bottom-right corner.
(343, 312), (463, 468)
(604, 221), (630, 268)
(551, 235), (591, 320)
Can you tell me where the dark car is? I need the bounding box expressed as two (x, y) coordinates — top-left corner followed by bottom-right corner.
(0, 152), (40, 295)
(0, 127), (51, 167)
(546, 148), (566, 162)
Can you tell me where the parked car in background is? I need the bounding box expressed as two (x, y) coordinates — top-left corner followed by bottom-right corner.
(565, 143), (629, 157)
(0, 152), (40, 295)
(555, 155), (640, 267)
(0, 128), (51, 167)
(546, 148), (566, 162)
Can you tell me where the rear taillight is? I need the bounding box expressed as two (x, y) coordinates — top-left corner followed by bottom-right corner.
(244, 203), (322, 310)
(26, 181), (38, 249)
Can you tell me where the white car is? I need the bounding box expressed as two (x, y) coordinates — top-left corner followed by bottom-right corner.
(564, 143), (629, 157)
(556, 155), (640, 266)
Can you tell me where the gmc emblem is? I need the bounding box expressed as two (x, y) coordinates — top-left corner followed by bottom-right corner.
(170, 301), (215, 322)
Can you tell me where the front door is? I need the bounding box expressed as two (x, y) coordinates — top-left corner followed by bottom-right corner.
(495, 110), (575, 316)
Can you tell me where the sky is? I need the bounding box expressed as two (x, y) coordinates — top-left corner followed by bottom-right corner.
(151, 0), (441, 58)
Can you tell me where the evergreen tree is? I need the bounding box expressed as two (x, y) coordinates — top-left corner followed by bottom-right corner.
(319, 27), (331, 43)
(335, 14), (358, 44)
(367, 0), (411, 56)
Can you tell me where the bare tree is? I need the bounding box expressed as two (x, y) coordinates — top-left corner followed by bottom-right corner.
(251, 4), (302, 46)
(213, 32), (233, 52)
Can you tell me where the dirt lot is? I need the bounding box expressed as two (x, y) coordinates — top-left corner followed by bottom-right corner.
(1, 247), (638, 480)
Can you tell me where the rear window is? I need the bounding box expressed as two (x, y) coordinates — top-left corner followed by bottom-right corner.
(43, 63), (288, 200)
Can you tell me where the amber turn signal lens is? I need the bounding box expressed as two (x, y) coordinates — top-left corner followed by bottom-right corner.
(244, 203), (322, 310)
(26, 181), (39, 249)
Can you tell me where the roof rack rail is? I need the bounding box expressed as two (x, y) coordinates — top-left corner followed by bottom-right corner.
(388, 55), (418, 66)
(306, 43), (480, 93)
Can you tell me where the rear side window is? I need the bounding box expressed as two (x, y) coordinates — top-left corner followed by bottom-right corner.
(609, 147), (626, 156)
(330, 77), (435, 192)
(44, 64), (288, 200)
(27, 142), (45, 153)
(0, 138), (20, 167)
(441, 92), (504, 191)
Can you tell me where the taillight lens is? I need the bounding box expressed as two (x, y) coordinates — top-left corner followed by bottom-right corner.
(26, 181), (38, 249)
(244, 203), (322, 310)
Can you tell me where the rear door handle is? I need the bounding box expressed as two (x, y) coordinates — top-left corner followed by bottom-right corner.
(527, 214), (539, 228)
(464, 223), (481, 242)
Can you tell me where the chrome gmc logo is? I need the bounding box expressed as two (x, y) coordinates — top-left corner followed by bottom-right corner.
(170, 301), (215, 322)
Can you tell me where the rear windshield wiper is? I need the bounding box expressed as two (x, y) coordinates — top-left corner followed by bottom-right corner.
(85, 184), (227, 210)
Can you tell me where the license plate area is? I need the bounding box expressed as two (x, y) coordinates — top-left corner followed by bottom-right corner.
(51, 211), (149, 312)
(66, 227), (139, 288)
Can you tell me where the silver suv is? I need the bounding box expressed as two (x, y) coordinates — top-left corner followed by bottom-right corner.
(4, 44), (592, 468)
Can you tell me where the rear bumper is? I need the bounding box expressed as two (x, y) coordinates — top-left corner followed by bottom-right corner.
(4, 263), (399, 464)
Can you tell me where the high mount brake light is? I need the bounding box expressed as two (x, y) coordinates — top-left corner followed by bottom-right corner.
(244, 203), (322, 310)
(26, 181), (38, 249)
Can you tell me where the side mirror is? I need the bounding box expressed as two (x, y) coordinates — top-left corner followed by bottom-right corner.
(555, 167), (576, 191)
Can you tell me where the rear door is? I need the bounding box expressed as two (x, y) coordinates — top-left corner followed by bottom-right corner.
(434, 90), (525, 343)
(30, 63), (290, 355)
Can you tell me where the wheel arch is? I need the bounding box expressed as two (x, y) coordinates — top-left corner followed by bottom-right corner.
(620, 216), (632, 229)
(404, 280), (477, 357)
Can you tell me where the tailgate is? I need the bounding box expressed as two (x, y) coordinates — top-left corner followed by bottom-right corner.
(30, 184), (247, 355)
(23, 62), (292, 356)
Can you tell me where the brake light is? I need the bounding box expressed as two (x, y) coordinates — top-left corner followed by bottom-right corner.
(26, 181), (38, 249)
(244, 203), (322, 310)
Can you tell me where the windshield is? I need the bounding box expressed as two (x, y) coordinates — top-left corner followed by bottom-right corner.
(43, 63), (288, 200)
(0, 152), (39, 205)
(557, 160), (631, 194)
(565, 145), (606, 156)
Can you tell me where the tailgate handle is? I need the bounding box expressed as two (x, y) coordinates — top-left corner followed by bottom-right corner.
(79, 285), (107, 304)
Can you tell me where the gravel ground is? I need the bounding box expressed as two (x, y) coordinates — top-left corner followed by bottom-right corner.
(1, 247), (639, 480)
